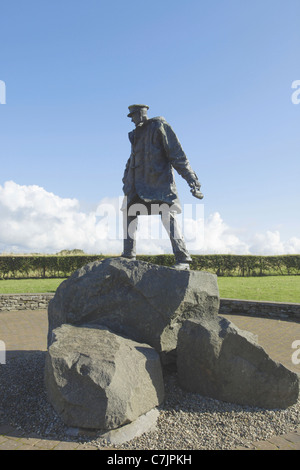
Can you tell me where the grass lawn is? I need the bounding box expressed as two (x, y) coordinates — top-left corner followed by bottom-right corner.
(0, 278), (66, 294)
(217, 275), (300, 303)
(0, 275), (299, 303)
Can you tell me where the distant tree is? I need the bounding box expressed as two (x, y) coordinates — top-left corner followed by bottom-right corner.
(56, 249), (86, 256)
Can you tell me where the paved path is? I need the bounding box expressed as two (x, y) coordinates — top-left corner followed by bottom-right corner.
(0, 309), (300, 450)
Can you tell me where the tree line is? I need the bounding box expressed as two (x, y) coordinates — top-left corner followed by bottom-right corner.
(0, 254), (299, 279)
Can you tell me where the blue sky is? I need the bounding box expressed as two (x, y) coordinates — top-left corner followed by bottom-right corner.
(0, 0), (299, 255)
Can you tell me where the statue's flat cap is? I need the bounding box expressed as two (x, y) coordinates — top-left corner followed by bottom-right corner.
(127, 104), (149, 117)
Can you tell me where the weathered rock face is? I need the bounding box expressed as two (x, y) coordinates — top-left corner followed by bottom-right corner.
(45, 256), (298, 429)
(177, 317), (300, 409)
(45, 324), (164, 430)
(47, 257), (220, 360)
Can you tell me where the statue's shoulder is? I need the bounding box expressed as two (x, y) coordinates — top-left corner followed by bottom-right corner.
(148, 116), (168, 128)
(149, 116), (167, 123)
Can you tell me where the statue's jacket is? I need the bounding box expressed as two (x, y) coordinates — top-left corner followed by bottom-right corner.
(122, 117), (198, 213)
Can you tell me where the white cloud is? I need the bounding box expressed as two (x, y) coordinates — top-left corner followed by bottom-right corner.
(0, 181), (299, 256)
(285, 237), (300, 254)
(0, 181), (122, 254)
(0, 180), (78, 215)
(199, 212), (250, 254)
(249, 231), (300, 255)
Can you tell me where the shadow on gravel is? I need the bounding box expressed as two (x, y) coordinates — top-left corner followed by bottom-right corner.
(0, 350), (94, 443)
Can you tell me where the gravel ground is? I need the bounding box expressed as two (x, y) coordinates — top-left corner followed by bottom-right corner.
(1, 351), (300, 450)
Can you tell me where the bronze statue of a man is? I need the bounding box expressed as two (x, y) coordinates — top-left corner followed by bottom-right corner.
(121, 104), (202, 270)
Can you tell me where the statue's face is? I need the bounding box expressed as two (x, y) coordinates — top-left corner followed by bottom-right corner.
(131, 109), (148, 126)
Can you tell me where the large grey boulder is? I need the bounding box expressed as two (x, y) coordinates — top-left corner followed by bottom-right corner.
(47, 257), (220, 362)
(177, 317), (300, 409)
(45, 324), (164, 430)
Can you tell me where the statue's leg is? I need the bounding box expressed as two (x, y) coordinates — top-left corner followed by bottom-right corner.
(122, 198), (150, 259)
(160, 210), (192, 264)
(122, 210), (138, 259)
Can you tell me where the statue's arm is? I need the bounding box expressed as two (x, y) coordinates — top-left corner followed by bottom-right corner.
(158, 122), (200, 188)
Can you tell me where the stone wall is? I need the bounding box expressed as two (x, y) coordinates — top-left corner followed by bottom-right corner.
(0, 293), (300, 322)
(0, 293), (54, 311)
(220, 298), (300, 322)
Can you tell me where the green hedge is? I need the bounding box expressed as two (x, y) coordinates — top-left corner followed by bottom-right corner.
(0, 254), (299, 279)
(0, 255), (104, 279)
(140, 254), (300, 276)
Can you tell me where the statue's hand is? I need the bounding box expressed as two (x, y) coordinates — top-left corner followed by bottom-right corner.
(188, 178), (201, 190)
(189, 180), (204, 200)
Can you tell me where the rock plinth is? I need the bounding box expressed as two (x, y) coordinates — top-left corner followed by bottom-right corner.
(177, 317), (300, 409)
(45, 324), (164, 430)
(47, 257), (220, 361)
(45, 257), (299, 434)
